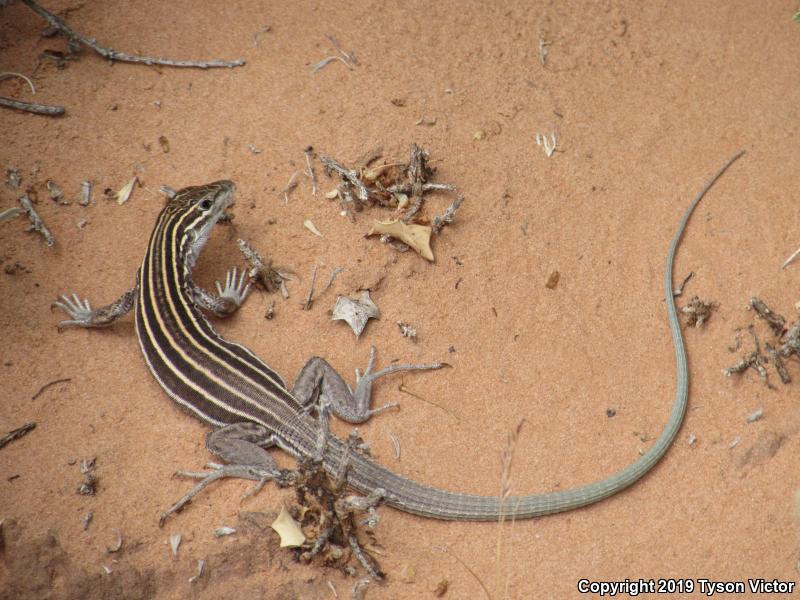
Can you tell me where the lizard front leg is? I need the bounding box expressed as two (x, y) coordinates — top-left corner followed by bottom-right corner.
(188, 266), (251, 317)
(52, 286), (137, 329)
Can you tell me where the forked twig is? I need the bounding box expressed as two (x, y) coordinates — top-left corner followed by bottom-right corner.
(21, 0), (245, 69)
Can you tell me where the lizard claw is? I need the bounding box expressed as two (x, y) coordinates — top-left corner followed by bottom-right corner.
(215, 267), (251, 308)
(52, 293), (94, 328)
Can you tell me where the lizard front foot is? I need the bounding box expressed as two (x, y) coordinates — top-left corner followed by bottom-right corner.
(215, 267), (251, 308)
(52, 293), (96, 329)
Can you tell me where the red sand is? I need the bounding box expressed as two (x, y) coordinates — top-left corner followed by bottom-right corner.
(2, 1), (799, 598)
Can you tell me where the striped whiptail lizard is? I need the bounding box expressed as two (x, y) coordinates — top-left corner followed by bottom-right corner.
(54, 152), (743, 520)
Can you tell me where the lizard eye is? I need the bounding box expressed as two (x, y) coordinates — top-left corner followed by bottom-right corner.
(199, 198), (213, 211)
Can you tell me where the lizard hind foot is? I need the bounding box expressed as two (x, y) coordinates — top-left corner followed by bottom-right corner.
(159, 462), (294, 527)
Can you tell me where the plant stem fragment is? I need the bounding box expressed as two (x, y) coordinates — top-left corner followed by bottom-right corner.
(0, 96), (65, 116)
(21, 0), (245, 69)
(19, 194), (54, 246)
(0, 422), (36, 450)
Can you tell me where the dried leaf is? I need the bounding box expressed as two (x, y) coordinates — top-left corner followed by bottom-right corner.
(304, 219), (323, 237)
(745, 408), (764, 423)
(46, 179), (65, 204)
(106, 529), (123, 553)
(368, 219), (434, 261)
(188, 558), (205, 583)
(116, 176), (138, 205)
(169, 533), (182, 557)
(399, 563), (416, 583)
(434, 578), (449, 597)
(545, 270), (560, 289)
(214, 526), (236, 537)
(362, 165), (387, 182)
(332, 291), (380, 338)
(352, 578), (371, 600)
(271, 505), (305, 548)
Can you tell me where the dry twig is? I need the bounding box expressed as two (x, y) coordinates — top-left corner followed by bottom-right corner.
(402, 144), (430, 223)
(302, 265), (318, 310)
(749, 297), (786, 336)
(304, 146), (318, 196)
(22, 0), (245, 69)
(723, 327), (773, 388)
(0, 70), (65, 115)
(320, 155), (370, 201)
(31, 377), (71, 400)
(237, 239), (290, 293)
(0, 422), (36, 450)
(282, 171), (303, 204)
(432, 195), (464, 234)
(0, 96), (65, 116)
(320, 266), (343, 295)
(311, 34), (357, 72)
(19, 194), (54, 246)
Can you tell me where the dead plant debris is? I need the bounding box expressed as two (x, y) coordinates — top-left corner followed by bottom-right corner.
(115, 176), (138, 205)
(681, 295), (718, 328)
(237, 238), (293, 294)
(5, 166), (21, 189)
(545, 270), (560, 290)
(304, 144), (463, 261)
(19, 194), (54, 246)
(724, 297), (800, 387)
(311, 33), (358, 72)
(368, 220), (433, 261)
(396, 321), (417, 341)
(290, 460), (385, 580)
(0, 422), (36, 451)
(77, 457), (98, 496)
(31, 377), (71, 400)
(46, 179), (66, 204)
(21, 0), (245, 69)
(80, 181), (92, 206)
(332, 291), (380, 338)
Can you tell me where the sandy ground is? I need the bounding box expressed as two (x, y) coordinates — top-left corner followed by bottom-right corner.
(2, 1), (800, 598)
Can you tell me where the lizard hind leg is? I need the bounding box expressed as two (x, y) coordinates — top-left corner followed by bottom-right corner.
(291, 346), (444, 425)
(205, 422), (279, 468)
(159, 423), (292, 526)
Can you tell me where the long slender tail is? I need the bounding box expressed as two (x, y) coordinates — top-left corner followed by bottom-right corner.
(342, 152), (745, 521)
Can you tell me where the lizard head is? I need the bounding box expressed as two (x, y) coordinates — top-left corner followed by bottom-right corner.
(166, 180), (236, 269)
